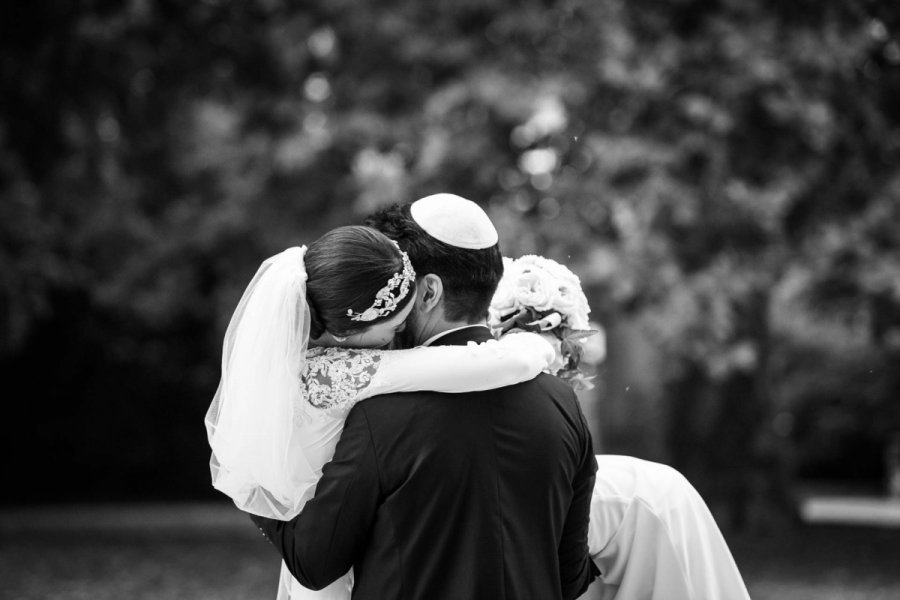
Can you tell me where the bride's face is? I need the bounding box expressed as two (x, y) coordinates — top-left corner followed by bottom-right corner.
(336, 301), (415, 349)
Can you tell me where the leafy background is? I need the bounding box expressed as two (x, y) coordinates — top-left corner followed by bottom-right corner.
(2, 0), (899, 536)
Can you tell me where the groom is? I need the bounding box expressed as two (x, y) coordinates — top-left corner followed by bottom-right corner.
(252, 193), (598, 599)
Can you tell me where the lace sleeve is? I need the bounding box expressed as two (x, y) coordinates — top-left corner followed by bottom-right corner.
(302, 346), (385, 416)
(368, 331), (555, 397)
(302, 331), (555, 417)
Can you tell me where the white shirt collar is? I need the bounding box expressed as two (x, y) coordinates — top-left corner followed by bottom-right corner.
(421, 324), (490, 347)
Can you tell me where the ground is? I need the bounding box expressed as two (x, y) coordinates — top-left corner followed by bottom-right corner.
(1, 503), (899, 599)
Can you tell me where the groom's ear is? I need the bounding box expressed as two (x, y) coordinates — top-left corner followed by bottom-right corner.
(418, 274), (444, 313)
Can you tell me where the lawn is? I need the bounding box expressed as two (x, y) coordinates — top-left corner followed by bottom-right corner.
(728, 524), (900, 600)
(1, 504), (899, 599)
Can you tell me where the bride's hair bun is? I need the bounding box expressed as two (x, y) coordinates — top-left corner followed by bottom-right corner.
(305, 225), (416, 338)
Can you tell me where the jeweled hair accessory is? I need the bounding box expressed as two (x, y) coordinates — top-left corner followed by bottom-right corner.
(347, 244), (416, 322)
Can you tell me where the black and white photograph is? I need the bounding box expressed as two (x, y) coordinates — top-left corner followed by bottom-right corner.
(2, 1), (900, 599)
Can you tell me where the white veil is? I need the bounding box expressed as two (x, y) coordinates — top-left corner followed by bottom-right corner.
(205, 246), (316, 520)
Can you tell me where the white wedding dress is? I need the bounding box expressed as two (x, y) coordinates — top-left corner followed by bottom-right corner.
(279, 335), (563, 600)
(211, 331), (557, 600)
(212, 340), (752, 600)
(204, 247), (560, 600)
(588, 456), (752, 600)
(205, 247), (750, 600)
(268, 348), (751, 600)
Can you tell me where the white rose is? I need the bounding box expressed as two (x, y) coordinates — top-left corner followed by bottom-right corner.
(567, 312), (591, 331)
(524, 258), (589, 329)
(544, 258), (582, 286)
(520, 255), (576, 283)
(552, 280), (590, 325)
(515, 255), (543, 269)
(490, 289), (520, 321)
(493, 255), (591, 329)
(551, 283), (578, 313)
(512, 264), (559, 312)
(489, 258), (523, 322)
(490, 282), (519, 316)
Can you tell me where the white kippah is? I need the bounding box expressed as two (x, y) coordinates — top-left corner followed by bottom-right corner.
(410, 193), (499, 249)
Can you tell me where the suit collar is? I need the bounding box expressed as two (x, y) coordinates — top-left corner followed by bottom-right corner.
(425, 325), (494, 347)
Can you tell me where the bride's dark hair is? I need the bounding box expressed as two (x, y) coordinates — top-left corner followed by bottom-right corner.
(305, 225), (416, 339)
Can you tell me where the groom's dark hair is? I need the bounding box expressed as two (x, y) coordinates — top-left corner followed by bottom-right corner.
(365, 202), (503, 323)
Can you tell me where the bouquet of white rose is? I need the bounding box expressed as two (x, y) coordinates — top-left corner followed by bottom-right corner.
(489, 255), (599, 391)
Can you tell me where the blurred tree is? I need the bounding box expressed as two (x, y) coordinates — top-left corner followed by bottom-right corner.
(458, 0), (900, 529)
(1, 0), (899, 522)
(0, 0), (344, 500)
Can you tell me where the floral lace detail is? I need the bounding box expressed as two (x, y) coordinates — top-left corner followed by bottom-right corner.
(302, 346), (385, 416)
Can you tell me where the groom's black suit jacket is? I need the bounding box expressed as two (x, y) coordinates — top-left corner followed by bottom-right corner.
(252, 326), (598, 600)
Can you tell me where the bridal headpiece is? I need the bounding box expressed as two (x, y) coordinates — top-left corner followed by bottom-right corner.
(347, 243), (416, 322)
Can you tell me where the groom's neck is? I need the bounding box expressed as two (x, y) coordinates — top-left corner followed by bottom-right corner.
(436, 318), (483, 333)
(418, 317), (485, 345)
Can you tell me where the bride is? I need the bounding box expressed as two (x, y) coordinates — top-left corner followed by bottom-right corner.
(205, 225), (556, 599)
(208, 201), (752, 600)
